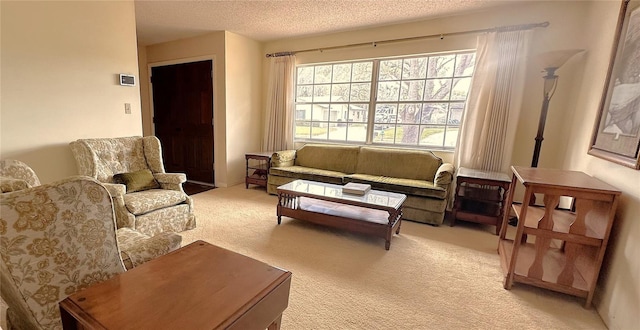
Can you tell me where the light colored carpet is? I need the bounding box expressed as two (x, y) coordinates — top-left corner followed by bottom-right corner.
(181, 184), (606, 330)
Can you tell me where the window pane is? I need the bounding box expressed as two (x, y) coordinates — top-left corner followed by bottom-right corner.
(421, 103), (448, 124)
(455, 53), (476, 77)
(402, 57), (427, 79)
(314, 65), (332, 83)
(346, 123), (367, 142)
(375, 127), (397, 143)
(296, 85), (313, 101)
(350, 83), (370, 102)
(444, 127), (460, 148)
(377, 81), (400, 101)
(419, 126), (445, 146)
(348, 104), (369, 123)
(297, 67), (313, 84)
(295, 121), (311, 139)
(296, 104), (311, 120)
(331, 84), (350, 102)
(313, 85), (330, 102)
(451, 77), (472, 100)
(399, 80), (425, 101)
(312, 104), (329, 120)
(428, 55), (455, 78)
(327, 122), (347, 141)
(398, 125), (420, 145)
(424, 79), (451, 101)
(332, 64), (352, 83)
(309, 123), (329, 140)
(448, 102), (465, 125)
(398, 104), (421, 124)
(352, 62), (373, 82)
(379, 59), (402, 81)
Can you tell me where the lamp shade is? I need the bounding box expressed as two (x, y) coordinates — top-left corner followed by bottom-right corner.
(536, 49), (584, 70)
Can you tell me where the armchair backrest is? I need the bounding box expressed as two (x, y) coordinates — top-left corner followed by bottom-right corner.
(0, 176), (125, 329)
(0, 159), (41, 192)
(70, 136), (166, 183)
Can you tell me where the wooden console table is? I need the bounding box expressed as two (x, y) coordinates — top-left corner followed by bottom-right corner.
(451, 167), (511, 235)
(498, 166), (620, 307)
(59, 241), (292, 329)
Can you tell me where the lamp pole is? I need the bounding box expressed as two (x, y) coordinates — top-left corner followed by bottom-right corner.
(531, 68), (558, 168)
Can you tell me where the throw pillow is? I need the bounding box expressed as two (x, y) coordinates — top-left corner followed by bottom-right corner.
(113, 169), (160, 193)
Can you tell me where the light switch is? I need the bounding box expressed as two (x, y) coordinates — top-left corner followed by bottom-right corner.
(125, 103), (131, 114)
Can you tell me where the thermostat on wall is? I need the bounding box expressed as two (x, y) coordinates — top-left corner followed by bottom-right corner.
(119, 74), (136, 86)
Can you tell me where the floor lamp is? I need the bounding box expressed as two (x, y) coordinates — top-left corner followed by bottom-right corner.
(531, 49), (584, 167)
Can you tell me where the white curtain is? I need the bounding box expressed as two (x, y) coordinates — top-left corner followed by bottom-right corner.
(454, 30), (532, 173)
(263, 55), (296, 151)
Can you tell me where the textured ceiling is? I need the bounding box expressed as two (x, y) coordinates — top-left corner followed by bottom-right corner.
(134, 0), (524, 46)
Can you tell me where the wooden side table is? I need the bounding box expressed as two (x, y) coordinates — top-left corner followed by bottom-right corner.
(498, 166), (620, 307)
(59, 241), (292, 330)
(451, 167), (512, 235)
(245, 152), (273, 189)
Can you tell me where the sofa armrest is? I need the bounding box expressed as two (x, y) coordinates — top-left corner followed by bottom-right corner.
(271, 150), (296, 167)
(434, 163), (455, 190)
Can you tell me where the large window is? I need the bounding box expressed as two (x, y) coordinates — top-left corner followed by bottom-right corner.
(294, 51), (476, 149)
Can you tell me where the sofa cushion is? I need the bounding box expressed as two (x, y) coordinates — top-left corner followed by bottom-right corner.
(355, 147), (442, 182)
(345, 174), (447, 199)
(270, 166), (344, 184)
(295, 144), (360, 174)
(123, 189), (187, 215)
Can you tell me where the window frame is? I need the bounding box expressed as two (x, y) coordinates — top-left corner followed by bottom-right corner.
(293, 50), (476, 151)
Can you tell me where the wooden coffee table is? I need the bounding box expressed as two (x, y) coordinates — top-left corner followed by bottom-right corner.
(277, 180), (406, 250)
(59, 241), (292, 330)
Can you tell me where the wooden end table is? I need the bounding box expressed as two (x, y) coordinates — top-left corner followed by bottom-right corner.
(246, 152), (273, 189)
(451, 167), (512, 235)
(59, 241), (292, 330)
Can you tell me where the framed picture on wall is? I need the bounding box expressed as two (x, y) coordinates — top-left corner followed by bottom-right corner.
(589, 0), (640, 169)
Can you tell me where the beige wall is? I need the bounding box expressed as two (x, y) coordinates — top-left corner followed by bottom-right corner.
(224, 32), (263, 186)
(139, 31), (263, 187)
(141, 32), (228, 186)
(565, 2), (640, 329)
(264, 1), (637, 328)
(0, 0), (142, 183)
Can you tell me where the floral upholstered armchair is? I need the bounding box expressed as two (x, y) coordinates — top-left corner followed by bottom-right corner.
(0, 175), (182, 329)
(0, 159), (41, 192)
(70, 136), (196, 236)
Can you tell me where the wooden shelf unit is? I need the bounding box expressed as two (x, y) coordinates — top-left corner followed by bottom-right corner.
(498, 166), (620, 307)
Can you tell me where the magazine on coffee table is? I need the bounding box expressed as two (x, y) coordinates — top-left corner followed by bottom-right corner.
(342, 182), (371, 195)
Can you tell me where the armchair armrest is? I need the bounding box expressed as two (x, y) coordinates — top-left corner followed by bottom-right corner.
(0, 177), (30, 193)
(154, 173), (187, 192)
(102, 182), (126, 197)
(116, 228), (182, 269)
(271, 150), (296, 168)
(434, 163), (455, 190)
(154, 173), (187, 184)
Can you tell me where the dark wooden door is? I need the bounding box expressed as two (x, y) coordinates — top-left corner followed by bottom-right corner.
(151, 60), (214, 184)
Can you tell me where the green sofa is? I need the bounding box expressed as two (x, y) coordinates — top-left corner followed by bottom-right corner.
(267, 144), (455, 225)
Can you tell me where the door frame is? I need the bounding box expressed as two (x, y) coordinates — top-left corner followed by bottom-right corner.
(147, 55), (217, 182)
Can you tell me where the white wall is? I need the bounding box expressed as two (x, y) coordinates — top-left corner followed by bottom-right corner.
(224, 32), (263, 186)
(263, 1), (638, 328)
(0, 0), (142, 183)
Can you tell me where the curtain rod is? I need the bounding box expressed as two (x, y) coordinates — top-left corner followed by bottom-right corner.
(265, 21), (549, 58)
